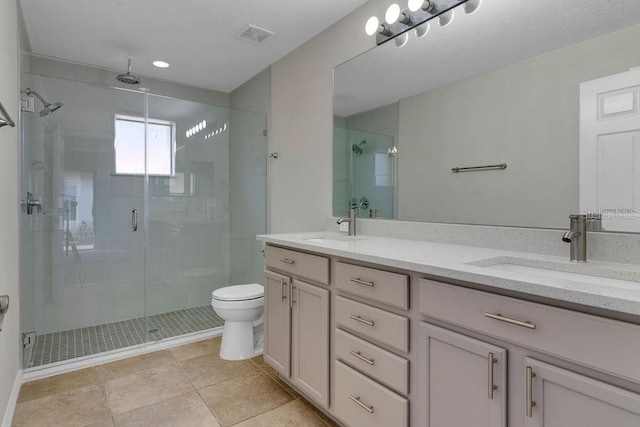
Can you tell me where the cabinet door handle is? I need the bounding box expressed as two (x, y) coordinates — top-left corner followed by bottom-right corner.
(526, 366), (537, 417)
(349, 350), (375, 365)
(279, 258), (295, 264)
(349, 395), (374, 414)
(488, 352), (498, 399)
(484, 312), (536, 329)
(132, 208), (138, 232)
(289, 284), (295, 308)
(349, 278), (374, 287)
(349, 315), (374, 326)
(281, 281), (287, 302)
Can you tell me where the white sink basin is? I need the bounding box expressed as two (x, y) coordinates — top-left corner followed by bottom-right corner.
(303, 235), (365, 243)
(469, 257), (640, 290)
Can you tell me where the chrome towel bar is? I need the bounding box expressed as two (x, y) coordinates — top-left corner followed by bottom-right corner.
(452, 163), (507, 173)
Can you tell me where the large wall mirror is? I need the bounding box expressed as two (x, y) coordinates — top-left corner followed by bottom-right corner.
(333, 0), (640, 232)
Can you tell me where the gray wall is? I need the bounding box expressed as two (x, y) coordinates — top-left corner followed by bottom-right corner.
(397, 24), (640, 228)
(0, 0), (21, 422)
(269, 0), (387, 232)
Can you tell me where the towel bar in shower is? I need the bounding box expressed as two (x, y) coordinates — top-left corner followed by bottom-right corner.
(451, 163), (507, 173)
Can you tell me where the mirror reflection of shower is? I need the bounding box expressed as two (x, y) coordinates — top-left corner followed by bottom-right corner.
(352, 139), (366, 156)
(21, 88), (63, 117)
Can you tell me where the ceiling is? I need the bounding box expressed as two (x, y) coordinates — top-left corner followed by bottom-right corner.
(334, 0), (640, 116)
(20, 0), (368, 93)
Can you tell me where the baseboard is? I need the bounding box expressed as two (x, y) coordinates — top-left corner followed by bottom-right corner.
(1, 369), (23, 427)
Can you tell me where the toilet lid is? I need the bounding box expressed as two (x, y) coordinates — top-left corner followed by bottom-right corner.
(212, 283), (264, 301)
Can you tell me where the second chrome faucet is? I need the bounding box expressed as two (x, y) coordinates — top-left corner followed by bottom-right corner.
(562, 214), (587, 262)
(337, 208), (357, 236)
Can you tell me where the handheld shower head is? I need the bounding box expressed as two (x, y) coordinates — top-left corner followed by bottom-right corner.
(117, 58), (141, 85)
(22, 88), (63, 117)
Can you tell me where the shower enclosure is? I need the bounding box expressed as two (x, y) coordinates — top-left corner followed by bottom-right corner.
(20, 72), (267, 368)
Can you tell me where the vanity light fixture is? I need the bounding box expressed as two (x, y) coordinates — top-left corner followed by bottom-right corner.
(365, 0), (481, 47)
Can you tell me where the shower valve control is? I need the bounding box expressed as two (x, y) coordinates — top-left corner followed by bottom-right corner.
(21, 96), (35, 113)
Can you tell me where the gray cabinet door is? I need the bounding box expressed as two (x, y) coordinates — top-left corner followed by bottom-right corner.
(264, 270), (291, 377)
(291, 279), (330, 407)
(525, 358), (640, 427)
(419, 323), (507, 427)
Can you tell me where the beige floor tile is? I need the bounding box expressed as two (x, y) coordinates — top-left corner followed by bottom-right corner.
(233, 400), (327, 427)
(181, 353), (258, 389)
(113, 391), (220, 427)
(84, 419), (114, 427)
(18, 367), (103, 403)
(106, 364), (194, 415)
(170, 337), (222, 361)
(12, 384), (111, 427)
(250, 356), (277, 379)
(198, 371), (295, 427)
(301, 399), (342, 427)
(98, 350), (176, 381)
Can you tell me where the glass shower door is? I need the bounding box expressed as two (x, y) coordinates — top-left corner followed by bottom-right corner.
(20, 75), (147, 367)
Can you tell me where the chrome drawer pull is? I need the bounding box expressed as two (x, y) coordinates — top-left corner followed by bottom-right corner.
(488, 352), (497, 400)
(279, 258), (295, 264)
(526, 366), (537, 417)
(349, 315), (375, 327)
(349, 395), (374, 414)
(349, 278), (374, 287)
(349, 350), (375, 365)
(484, 312), (536, 329)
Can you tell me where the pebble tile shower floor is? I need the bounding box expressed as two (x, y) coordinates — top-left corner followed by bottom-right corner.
(25, 305), (224, 368)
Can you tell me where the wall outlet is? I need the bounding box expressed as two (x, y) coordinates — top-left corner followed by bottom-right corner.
(339, 221), (349, 232)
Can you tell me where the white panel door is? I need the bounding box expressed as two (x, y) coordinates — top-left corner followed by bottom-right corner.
(580, 69), (640, 231)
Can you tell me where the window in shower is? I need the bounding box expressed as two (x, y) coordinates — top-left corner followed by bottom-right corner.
(114, 114), (176, 175)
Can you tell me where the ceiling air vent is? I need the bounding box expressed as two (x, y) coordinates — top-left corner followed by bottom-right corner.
(235, 24), (276, 44)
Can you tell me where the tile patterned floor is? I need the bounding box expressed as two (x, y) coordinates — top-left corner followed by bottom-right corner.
(25, 306), (224, 368)
(13, 337), (341, 427)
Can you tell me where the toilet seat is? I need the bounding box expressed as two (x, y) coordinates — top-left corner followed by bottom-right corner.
(212, 283), (263, 302)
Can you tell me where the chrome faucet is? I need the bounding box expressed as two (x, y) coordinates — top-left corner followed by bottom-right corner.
(337, 208), (357, 236)
(562, 214), (586, 262)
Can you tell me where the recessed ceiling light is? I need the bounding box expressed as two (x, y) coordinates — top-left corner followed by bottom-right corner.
(152, 60), (170, 68)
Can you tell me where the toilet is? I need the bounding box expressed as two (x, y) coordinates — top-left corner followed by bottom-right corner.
(211, 283), (264, 360)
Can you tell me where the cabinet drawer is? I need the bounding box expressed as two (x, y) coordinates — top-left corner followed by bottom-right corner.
(335, 328), (409, 395)
(335, 361), (408, 427)
(336, 296), (409, 353)
(419, 279), (640, 382)
(335, 262), (409, 309)
(264, 245), (329, 285)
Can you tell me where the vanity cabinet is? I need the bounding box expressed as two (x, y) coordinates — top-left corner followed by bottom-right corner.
(263, 246), (330, 407)
(419, 323), (507, 427)
(524, 358), (640, 426)
(419, 278), (640, 427)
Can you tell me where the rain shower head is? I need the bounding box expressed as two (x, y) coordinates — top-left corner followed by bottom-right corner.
(117, 58), (141, 85)
(352, 140), (366, 156)
(22, 88), (63, 117)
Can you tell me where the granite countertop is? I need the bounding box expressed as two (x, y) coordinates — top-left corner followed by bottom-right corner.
(257, 232), (640, 316)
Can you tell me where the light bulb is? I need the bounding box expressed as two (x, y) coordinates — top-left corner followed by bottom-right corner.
(439, 10), (454, 27)
(385, 4), (401, 24)
(464, 0), (481, 14)
(415, 21), (430, 38)
(365, 16), (379, 36)
(203, 120), (207, 128)
(395, 32), (409, 47)
(407, 0), (422, 12)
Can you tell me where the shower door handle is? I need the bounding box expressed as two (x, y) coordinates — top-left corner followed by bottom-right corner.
(132, 208), (138, 232)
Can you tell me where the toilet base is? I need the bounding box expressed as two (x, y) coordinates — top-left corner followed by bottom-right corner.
(219, 321), (264, 361)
